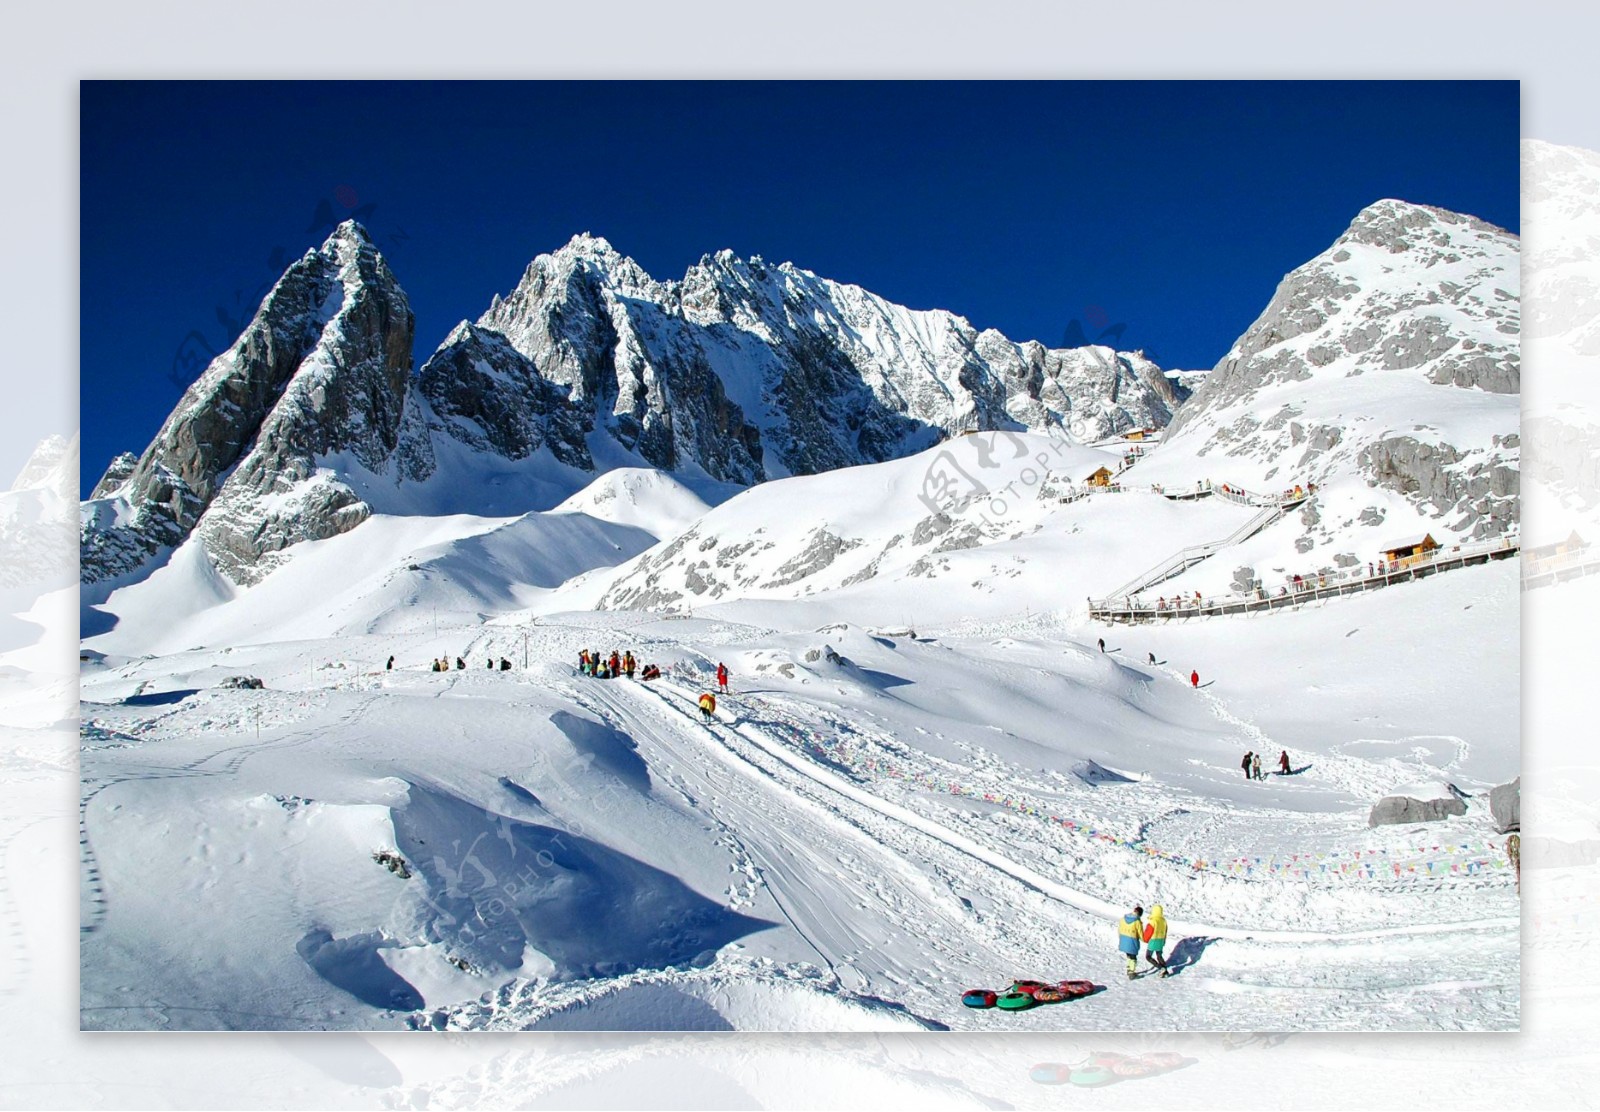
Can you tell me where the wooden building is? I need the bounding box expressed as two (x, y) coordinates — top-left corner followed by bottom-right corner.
(1085, 466), (1115, 488)
(1526, 530), (1585, 564)
(1379, 533), (1440, 567)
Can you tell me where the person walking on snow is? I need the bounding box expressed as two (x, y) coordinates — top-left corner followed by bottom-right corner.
(716, 662), (729, 693)
(698, 692), (717, 723)
(1191, 670), (1200, 688)
(1148, 651), (1157, 665)
(1252, 753), (1263, 781)
(1278, 749), (1291, 775)
(1143, 904), (1170, 976)
(1117, 905), (1145, 979)
(1241, 751), (1254, 781)
(1098, 637), (1106, 653)
(609, 651), (621, 676)
(386, 655), (394, 671)
(624, 651), (636, 678)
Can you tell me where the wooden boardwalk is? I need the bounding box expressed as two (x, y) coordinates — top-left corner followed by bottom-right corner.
(1089, 537), (1519, 624)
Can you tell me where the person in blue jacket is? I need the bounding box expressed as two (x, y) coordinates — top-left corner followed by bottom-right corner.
(1117, 904), (1145, 979)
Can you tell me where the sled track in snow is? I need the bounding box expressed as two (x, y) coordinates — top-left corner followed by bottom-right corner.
(627, 680), (1516, 947)
(567, 678), (1029, 1009)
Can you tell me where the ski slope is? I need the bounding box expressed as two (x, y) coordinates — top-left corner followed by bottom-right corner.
(80, 438), (1520, 1030)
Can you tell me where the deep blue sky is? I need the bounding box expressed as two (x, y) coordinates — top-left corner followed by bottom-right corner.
(80, 80), (1519, 495)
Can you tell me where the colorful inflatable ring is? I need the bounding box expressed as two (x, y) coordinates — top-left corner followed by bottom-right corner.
(1031, 989), (1069, 1003)
(1010, 979), (1051, 994)
(1058, 980), (1097, 998)
(1029, 1064), (1071, 1085)
(961, 989), (998, 1009)
(1083, 1051), (1127, 1068)
(1069, 1066), (1119, 1087)
(1140, 1052), (1189, 1071)
(996, 991), (1036, 1010)
(1111, 1057), (1160, 1078)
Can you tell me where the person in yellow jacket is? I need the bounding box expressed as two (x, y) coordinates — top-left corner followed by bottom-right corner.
(1142, 904), (1170, 977)
(698, 692), (717, 724)
(1116, 905), (1144, 979)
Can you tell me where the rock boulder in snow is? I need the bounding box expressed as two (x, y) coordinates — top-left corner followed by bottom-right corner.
(1368, 781), (1468, 827)
(1490, 776), (1520, 833)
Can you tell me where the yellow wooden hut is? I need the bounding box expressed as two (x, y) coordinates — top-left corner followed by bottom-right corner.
(1526, 530), (1585, 562)
(1085, 466), (1115, 488)
(1379, 533), (1440, 567)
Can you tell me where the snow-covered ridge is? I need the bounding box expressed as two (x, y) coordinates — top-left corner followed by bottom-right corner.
(1137, 198), (1520, 567)
(83, 223), (1181, 589)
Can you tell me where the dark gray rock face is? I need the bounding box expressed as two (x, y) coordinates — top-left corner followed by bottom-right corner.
(1357, 435), (1521, 539)
(478, 239), (766, 484)
(195, 226), (419, 583)
(1368, 785), (1469, 827)
(89, 452), (137, 499)
(81, 222), (416, 585)
(417, 323), (592, 470)
(481, 236), (1178, 481)
(1490, 777), (1520, 833)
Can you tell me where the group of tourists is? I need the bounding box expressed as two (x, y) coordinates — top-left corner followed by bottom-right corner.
(1240, 748), (1293, 780)
(578, 648), (660, 680)
(427, 654), (511, 672)
(1154, 592), (1205, 612)
(1116, 904), (1170, 978)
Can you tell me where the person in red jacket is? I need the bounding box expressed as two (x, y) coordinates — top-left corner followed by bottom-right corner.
(1190, 670), (1199, 688)
(1278, 749), (1291, 775)
(716, 661), (729, 693)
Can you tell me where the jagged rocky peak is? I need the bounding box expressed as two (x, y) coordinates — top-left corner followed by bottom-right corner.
(416, 320), (592, 470)
(90, 451), (138, 499)
(14, 432), (78, 496)
(1340, 197), (1509, 253)
(1182, 198), (1519, 421)
(1147, 198), (1519, 544)
(85, 226), (1185, 591)
(81, 221), (417, 585)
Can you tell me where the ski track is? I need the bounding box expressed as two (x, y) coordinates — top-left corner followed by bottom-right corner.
(638, 677), (1513, 945)
(567, 678), (1048, 1022)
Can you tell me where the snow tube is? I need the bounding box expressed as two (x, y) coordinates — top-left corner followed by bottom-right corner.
(1140, 1052), (1189, 1072)
(1069, 1066), (1119, 1087)
(1029, 1064), (1071, 1085)
(1009, 979), (1051, 995)
(962, 989), (997, 1009)
(996, 991), (1036, 1010)
(1031, 988), (1069, 1003)
(1057, 980), (1096, 998)
(1111, 1057), (1161, 1078)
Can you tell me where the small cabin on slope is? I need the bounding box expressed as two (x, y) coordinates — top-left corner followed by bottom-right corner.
(1085, 466), (1115, 488)
(1379, 533), (1440, 567)
(1526, 530), (1586, 565)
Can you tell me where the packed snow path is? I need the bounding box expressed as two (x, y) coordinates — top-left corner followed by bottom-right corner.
(599, 677), (1514, 946)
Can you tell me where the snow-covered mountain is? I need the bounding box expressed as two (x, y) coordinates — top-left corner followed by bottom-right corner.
(1522, 140), (1600, 543)
(82, 226), (1180, 589)
(477, 235), (1181, 481)
(1137, 199), (1520, 568)
(1, 433), (76, 593)
(82, 224), (421, 587)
